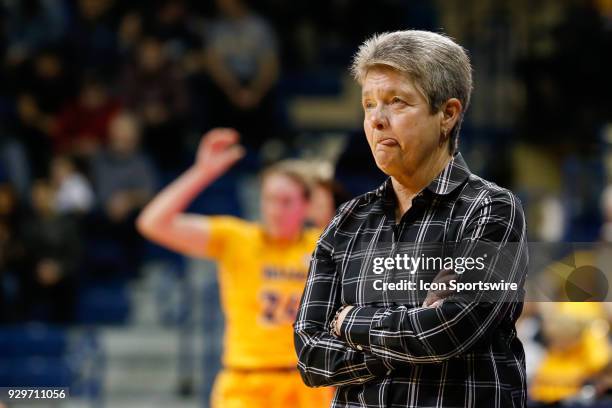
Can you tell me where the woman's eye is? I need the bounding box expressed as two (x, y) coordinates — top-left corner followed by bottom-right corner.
(391, 97), (405, 105)
(363, 101), (374, 109)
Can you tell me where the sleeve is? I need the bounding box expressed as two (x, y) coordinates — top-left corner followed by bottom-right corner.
(338, 190), (529, 364)
(203, 216), (249, 260)
(293, 202), (394, 387)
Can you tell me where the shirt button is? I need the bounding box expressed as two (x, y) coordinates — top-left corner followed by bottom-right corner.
(356, 345), (363, 351)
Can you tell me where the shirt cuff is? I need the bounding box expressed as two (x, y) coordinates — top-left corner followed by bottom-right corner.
(339, 306), (385, 352)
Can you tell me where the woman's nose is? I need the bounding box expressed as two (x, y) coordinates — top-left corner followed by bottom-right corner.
(370, 107), (389, 130)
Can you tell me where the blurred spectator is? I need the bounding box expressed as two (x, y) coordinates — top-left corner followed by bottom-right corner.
(20, 46), (75, 115)
(18, 180), (79, 323)
(90, 112), (156, 274)
(10, 47), (73, 178)
(92, 112), (155, 220)
(0, 220), (11, 321)
(147, 0), (200, 62)
(529, 302), (611, 406)
(64, 0), (120, 77)
(117, 10), (144, 57)
(50, 155), (94, 215)
(517, 0), (611, 151)
(14, 93), (54, 177)
(3, 0), (68, 67)
(0, 136), (30, 198)
(0, 183), (22, 247)
(0, 183), (24, 322)
(203, 0), (280, 151)
(52, 73), (121, 157)
(120, 36), (188, 170)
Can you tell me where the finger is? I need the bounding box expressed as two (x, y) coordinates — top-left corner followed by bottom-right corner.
(214, 128), (240, 143)
(220, 127), (240, 140)
(430, 299), (444, 308)
(201, 128), (240, 147)
(423, 299), (444, 308)
(422, 287), (455, 307)
(227, 145), (246, 161)
(209, 137), (240, 154)
(422, 294), (436, 307)
(423, 299), (435, 308)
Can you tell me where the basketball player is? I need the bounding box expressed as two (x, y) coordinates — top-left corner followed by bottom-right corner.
(136, 128), (332, 407)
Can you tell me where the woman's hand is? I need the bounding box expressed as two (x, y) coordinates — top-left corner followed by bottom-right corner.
(195, 128), (245, 178)
(422, 268), (456, 308)
(334, 305), (355, 336)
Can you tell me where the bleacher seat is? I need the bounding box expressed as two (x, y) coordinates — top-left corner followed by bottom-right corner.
(0, 357), (72, 387)
(76, 284), (130, 325)
(0, 325), (71, 387)
(0, 324), (67, 357)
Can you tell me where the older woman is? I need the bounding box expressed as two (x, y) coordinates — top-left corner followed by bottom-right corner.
(294, 30), (528, 407)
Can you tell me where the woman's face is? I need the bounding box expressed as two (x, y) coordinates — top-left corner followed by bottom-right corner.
(261, 173), (309, 240)
(362, 65), (443, 179)
(308, 184), (335, 229)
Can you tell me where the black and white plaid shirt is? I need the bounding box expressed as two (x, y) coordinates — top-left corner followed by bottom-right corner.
(294, 152), (528, 408)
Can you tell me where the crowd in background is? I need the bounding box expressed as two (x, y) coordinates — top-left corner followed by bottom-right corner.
(1, 0), (612, 406)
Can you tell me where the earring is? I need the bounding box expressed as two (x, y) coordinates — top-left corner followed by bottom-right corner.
(441, 129), (447, 138)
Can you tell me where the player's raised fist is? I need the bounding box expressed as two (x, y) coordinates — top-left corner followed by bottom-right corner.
(195, 128), (245, 177)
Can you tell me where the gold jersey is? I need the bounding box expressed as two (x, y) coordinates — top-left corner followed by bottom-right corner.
(205, 216), (320, 369)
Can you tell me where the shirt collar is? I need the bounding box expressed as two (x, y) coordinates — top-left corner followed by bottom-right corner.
(425, 152), (471, 196)
(375, 152), (471, 201)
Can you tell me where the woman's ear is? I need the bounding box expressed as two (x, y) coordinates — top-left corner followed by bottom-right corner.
(440, 98), (462, 132)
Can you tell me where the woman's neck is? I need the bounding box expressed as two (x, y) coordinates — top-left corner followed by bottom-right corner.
(391, 152), (452, 222)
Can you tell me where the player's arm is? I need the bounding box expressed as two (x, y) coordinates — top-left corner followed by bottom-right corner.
(136, 128), (244, 258)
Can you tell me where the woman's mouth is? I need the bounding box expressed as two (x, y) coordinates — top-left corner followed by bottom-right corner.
(378, 138), (398, 147)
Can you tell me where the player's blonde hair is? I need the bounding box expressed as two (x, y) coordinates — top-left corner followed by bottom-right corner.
(261, 160), (313, 201)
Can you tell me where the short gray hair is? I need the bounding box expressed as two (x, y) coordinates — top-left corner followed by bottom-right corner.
(351, 30), (473, 153)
